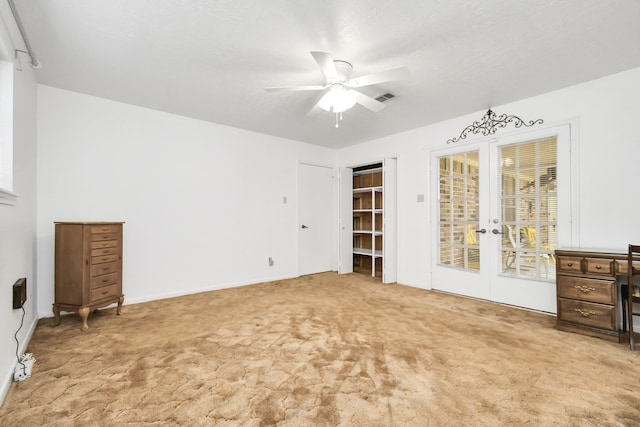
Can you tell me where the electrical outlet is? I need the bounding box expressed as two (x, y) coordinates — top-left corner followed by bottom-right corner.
(13, 278), (26, 309)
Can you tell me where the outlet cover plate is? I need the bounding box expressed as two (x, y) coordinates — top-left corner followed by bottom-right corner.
(13, 278), (26, 309)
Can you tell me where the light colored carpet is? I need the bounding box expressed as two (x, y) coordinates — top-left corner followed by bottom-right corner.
(1, 272), (639, 426)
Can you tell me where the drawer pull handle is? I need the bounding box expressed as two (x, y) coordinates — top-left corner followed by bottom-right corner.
(575, 285), (596, 293)
(567, 263), (573, 267)
(574, 308), (596, 318)
(101, 290), (108, 295)
(595, 265), (602, 270)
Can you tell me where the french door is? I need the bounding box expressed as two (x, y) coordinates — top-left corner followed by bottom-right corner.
(430, 125), (571, 313)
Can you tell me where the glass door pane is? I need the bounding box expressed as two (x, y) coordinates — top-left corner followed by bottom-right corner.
(438, 150), (480, 271)
(499, 137), (557, 280)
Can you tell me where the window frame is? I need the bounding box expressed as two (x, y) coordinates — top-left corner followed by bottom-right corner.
(0, 17), (17, 206)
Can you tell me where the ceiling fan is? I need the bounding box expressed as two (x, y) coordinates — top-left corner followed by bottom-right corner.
(265, 51), (409, 127)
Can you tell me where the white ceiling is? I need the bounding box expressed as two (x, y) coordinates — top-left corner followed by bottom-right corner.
(7, 0), (640, 148)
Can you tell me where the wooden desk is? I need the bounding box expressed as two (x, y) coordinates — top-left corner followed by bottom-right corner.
(555, 248), (635, 343)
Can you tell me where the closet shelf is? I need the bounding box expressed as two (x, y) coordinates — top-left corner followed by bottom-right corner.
(353, 186), (383, 193)
(353, 248), (383, 258)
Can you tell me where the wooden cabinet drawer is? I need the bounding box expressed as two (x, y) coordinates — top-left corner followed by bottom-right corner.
(557, 275), (616, 305)
(91, 240), (118, 249)
(91, 254), (119, 264)
(91, 232), (119, 242)
(90, 272), (118, 289)
(615, 259), (640, 275)
(90, 284), (120, 302)
(557, 256), (582, 273)
(557, 298), (616, 331)
(91, 224), (120, 234)
(584, 257), (612, 275)
(90, 261), (119, 277)
(91, 247), (119, 257)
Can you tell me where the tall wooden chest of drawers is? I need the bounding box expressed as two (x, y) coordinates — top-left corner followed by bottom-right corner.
(555, 249), (623, 342)
(53, 222), (124, 330)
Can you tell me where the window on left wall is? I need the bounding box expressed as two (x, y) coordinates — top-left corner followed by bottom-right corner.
(0, 57), (17, 205)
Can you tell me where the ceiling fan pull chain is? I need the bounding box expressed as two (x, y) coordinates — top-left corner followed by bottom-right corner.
(335, 113), (339, 128)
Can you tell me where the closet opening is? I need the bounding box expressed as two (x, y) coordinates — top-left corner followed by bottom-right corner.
(340, 159), (397, 283)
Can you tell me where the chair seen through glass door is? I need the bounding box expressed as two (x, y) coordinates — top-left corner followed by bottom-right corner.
(499, 137), (557, 280)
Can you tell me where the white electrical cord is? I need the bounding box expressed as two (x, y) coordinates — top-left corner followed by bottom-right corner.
(14, 353), (35, 381)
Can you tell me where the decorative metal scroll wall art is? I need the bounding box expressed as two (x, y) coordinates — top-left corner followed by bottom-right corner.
(447, 109), (543, 144)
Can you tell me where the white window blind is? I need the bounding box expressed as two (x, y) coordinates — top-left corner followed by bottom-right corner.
(499, 137), (557, 280)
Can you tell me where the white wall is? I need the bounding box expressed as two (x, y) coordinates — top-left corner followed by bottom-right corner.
(337, 67), (640, 289)
(0, 26), (38, 406)
(36, 86), (335, 317)
(16, 61), (640, 404)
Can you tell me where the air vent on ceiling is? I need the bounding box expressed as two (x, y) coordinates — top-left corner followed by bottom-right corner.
(374, 92), (396, 103)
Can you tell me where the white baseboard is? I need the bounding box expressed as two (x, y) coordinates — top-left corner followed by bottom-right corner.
(0, 314), (39, 406)
(38, 273), (300, 318)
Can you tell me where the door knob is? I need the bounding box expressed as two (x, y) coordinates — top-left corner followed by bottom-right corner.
(301, 225), (308, 229)
(491, 228), (504, 235)
(475, 229), (487, 234)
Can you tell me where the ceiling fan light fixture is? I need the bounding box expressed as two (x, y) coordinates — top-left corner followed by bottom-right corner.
(265, 51), (408, 128)
(318, 84), (356, 113)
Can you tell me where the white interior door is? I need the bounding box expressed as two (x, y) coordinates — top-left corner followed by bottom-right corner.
(338, 167), (353, 274)
(489, 125), (571, 312)
(383, 158), (397, 283)
(431, 125), (572, 312)
(431, 143), (491, 300)
(298, 163), (334, 276)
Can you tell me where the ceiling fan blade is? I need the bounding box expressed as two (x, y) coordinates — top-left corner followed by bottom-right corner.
(348, 66), (410, 88)
(265, 85), (326, 92)
(349, 90), (386, 113)
(310, 51), (338, 81)
(307, 100), (325, 116)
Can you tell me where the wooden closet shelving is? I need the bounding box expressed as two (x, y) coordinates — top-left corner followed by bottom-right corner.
(352, 165), (384, 277)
